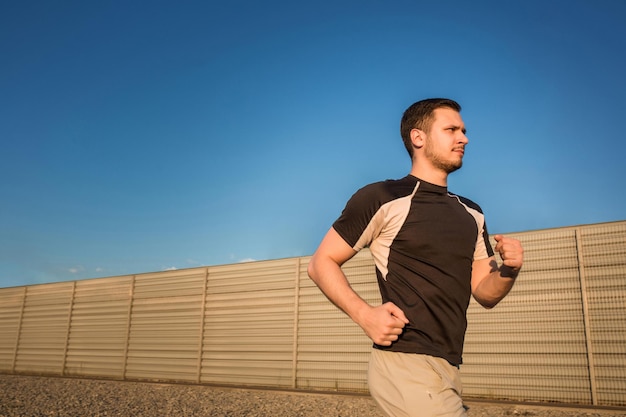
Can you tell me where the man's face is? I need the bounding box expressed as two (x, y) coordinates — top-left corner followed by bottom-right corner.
(423, 107), (468, 174)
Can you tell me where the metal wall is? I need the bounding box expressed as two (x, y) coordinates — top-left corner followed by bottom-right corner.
(0, 221), (624, 407)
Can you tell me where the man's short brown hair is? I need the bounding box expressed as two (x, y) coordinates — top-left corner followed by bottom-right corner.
(400, 98), (461, 157)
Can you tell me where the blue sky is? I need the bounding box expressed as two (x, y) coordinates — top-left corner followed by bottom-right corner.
(1, 0), (625, 288)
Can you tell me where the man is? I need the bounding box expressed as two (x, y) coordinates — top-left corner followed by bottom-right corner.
(307, 98), (523, 417)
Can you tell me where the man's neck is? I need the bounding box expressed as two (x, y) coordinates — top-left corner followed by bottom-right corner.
(409, 164), (448, 187)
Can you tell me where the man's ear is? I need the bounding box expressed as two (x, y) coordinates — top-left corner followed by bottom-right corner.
(410, 129), (424, 149)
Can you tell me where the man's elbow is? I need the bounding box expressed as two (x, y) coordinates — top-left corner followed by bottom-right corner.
(478, 299), (499, 309)
(307, 255), (320, 283)
(306, 260), (315, 281)
(473, 294), (502, 310)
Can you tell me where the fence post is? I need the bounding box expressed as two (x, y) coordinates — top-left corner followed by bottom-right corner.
(197, 267), (209, 383)
(122, 275), (136, 380)
(11, 286), (27, 373)
(61, 281), (77, 375)
(575, 228), (598, 405)
(292, 258), (301, 390)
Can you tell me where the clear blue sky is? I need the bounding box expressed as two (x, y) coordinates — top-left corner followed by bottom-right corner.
(2, 0), (625, 288)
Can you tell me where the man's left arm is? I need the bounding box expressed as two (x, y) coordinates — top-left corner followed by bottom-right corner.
(471, 234), (524, 309)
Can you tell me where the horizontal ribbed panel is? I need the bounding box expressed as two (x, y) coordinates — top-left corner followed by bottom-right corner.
(201, 259), (296, 388)
(580, 222), (626, 407)
(65, 276), (133, 378)
(14, 282), (74, 374)
(125, 269), (205, 382)
(0, 287), (25, 371)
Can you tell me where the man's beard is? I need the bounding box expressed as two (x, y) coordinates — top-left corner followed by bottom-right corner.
(424, 140), (463, 174)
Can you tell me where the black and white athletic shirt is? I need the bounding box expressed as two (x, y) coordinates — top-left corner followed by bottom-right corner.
(332, 175), (494, 365)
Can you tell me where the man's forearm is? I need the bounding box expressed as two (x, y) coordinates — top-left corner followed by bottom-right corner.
(308, 255), (408, 346)
(474, 265), (519, 309)
(307, 257), (371, 322)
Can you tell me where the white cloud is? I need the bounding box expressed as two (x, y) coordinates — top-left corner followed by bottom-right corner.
(68, 266), (84, 274)
(238, 258), (256, 263)
(229, 254), (257, 264)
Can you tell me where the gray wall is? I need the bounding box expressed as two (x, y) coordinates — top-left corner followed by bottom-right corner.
(1, 221), (624, 407)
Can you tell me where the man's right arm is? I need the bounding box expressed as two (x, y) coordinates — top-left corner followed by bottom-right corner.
(307, 227), (408, 346)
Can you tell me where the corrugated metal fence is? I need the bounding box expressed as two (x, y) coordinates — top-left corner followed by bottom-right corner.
(1, 221), (625, 407)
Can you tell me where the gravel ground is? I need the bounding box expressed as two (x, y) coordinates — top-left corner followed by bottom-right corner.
(1, 374), (625, 417)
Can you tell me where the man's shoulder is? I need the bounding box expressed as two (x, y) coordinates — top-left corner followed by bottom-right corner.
(448, 191), (484, 214)
(350, 176), (417, 205)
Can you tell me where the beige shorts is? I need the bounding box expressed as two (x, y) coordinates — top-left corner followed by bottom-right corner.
(368, 349), (467, 417)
